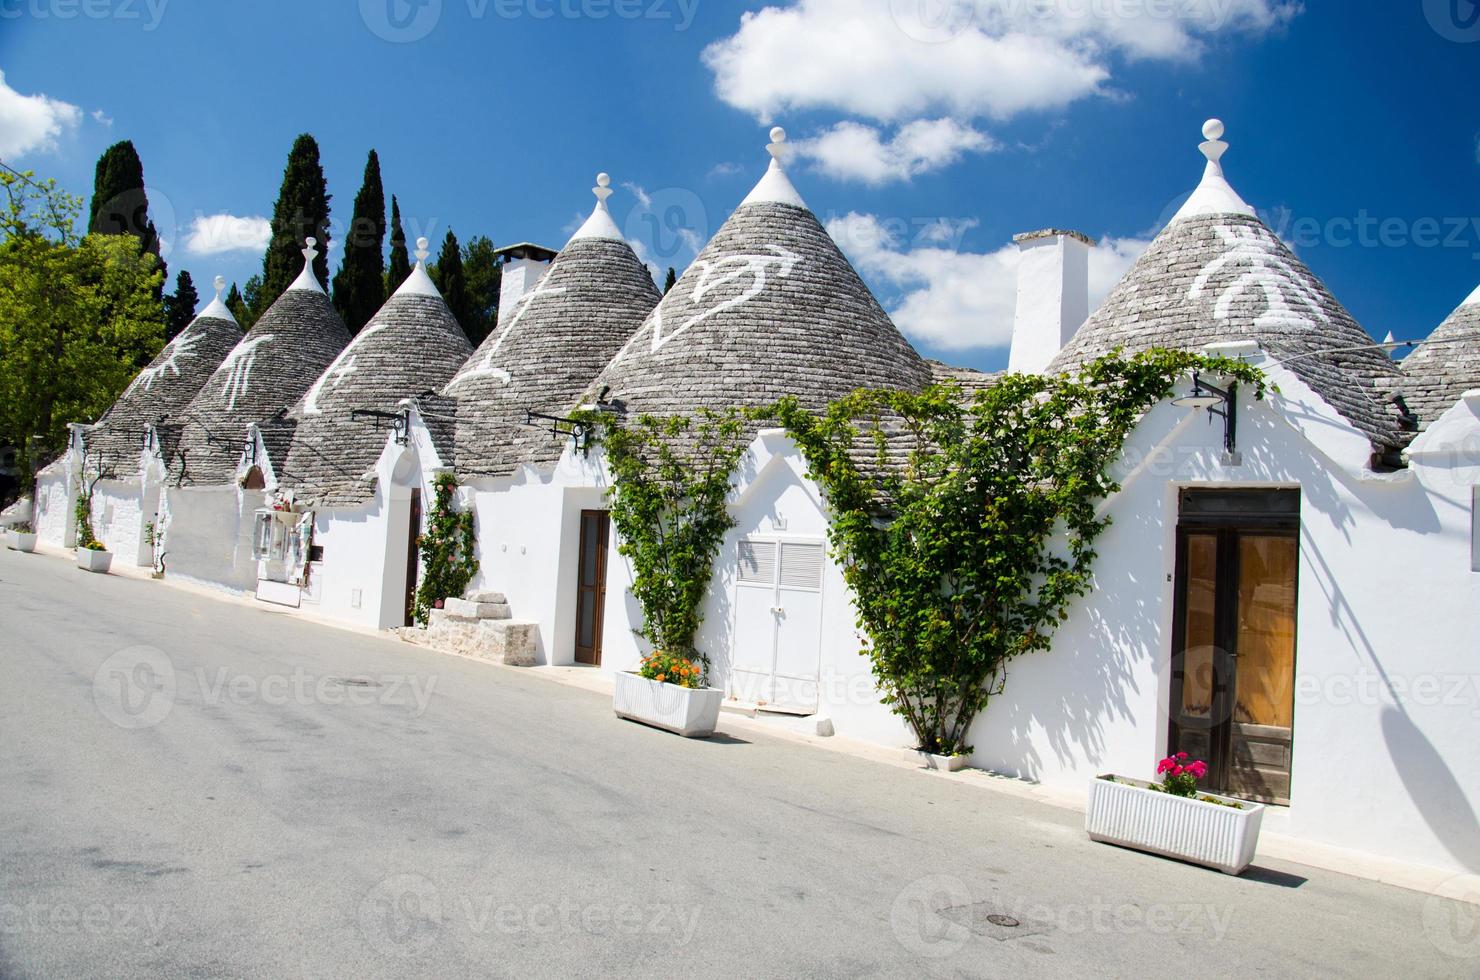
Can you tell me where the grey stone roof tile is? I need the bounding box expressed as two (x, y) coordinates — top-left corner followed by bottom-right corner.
(1046, 212), (1412, 454)
(170, 288), (351, 486)
(1400, 296), (1480, 429)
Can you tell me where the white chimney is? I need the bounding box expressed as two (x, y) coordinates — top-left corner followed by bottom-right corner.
(1008, 229), (1095, 375)
(494, 243), (558, 323)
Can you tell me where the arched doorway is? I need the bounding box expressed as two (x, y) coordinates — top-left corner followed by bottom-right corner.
(383, 453), (424, 628)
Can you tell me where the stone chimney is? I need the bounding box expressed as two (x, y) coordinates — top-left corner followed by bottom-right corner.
(494, 243), (558, 322)
(1008, 229), (1096, 375)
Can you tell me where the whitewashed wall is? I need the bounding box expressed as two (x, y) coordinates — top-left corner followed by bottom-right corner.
(33, 467), (74, 547)
(91, 478), (148, 565)
(160, 485), (261, 592)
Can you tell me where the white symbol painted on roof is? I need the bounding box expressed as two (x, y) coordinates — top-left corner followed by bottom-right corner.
(125, 326), (202, 396)
(302, 320), (388, 415)
(639, 244), (801, 357)
(1190, 225), (1329, 331)
(447, 279), (569, 389)
(217, 333), (275, 412)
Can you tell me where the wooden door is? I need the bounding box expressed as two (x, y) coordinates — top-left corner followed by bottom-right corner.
(1169, 490), (1299, 804)
(574, 510), (609, 666)
(403, 488), (422, 628)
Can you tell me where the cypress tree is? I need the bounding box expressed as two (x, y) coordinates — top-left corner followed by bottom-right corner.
(89, 140), (165, 296)
(387, 195), (411, 288)
(331, 149), (387, 334)
(255, 134), (332, 318)
(431, 229), (475, 341)
(163, 270), (199, 341)
(225, 282), (251, 327)
(663, 267), (677, 294)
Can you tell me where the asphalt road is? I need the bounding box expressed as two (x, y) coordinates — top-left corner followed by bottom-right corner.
(1, 546), (1477, 979)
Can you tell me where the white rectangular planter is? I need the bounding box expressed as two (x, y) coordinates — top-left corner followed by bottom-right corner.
(613, 671), (724, 738)
(912, 750), (969, 772)
(76, 548), (113, 573)
(6, 530), (36, 552)
(1086, 776), (1265, 875)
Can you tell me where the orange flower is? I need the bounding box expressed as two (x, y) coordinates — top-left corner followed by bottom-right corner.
(655, 674), (666, 683)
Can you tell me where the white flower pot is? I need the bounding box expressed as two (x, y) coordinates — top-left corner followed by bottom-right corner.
(6, 530), (36, 553)
(912, 750), (969, 772)
(76, 547), (113, 573)
(1086, 776), (1266, 875)
(613, 671), (724, 738)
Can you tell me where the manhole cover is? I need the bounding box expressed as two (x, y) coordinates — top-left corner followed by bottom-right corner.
(985, 914), (1020, 928)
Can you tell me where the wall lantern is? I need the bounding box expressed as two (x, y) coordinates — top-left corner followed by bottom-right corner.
(1173, 372), (1240, 464)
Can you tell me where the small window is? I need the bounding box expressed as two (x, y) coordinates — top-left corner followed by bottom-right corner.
(1472, 487), (1479, 573)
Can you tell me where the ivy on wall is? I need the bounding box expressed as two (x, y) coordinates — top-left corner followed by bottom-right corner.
(413, 472), (477, 624)
(577, 407), (762, 681)
(775, 350), (1266, 756)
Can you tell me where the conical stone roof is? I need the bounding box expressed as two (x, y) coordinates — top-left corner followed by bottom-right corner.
(282, 243), (475, 505)
(445, 175), (661, 478)
(1047, 121), (1410, 455)
(590, 130), (930, 425)
(170, 242), (352, 486)
(1401, 284), (1480, 429)
(88, 281), (242, 476)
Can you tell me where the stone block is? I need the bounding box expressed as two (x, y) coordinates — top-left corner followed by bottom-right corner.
(442, 597), (512, 620)
(465, 590), (507, 605)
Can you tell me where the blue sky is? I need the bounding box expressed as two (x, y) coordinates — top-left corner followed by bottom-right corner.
(1, 0), (1476, 371)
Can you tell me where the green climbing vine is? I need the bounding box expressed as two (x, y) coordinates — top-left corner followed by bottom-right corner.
(74, 472), (103, 551)
(414, 472), (478, 625)
(775, 350), (1267, 756)
(577, 407), (764, 681)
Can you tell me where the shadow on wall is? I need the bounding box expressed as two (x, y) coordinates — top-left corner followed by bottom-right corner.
(1381, 706), (1480, 872)
(980, 494), (1166, 781)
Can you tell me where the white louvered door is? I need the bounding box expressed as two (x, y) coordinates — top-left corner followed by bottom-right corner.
(731, 537), (825, 713)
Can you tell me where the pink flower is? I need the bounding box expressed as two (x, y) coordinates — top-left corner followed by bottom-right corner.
(1175, 752), (1188, 761)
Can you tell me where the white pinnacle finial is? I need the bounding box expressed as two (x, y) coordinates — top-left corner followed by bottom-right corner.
(1199, 118), (1228, 165)
(213, 275), (225, 299)
(414, 237), (430, 263)
(303, 237), (318, 261)
(594, 172), (613, 206)
(767, 127), (788, 163)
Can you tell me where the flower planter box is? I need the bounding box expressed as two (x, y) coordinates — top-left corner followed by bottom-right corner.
(613, 671), (724, 738)
(913, 750), (969, 772)
(76, 547), (113, 573)
(6, 530), (36, 553)
(1086, 776), (1265, 875)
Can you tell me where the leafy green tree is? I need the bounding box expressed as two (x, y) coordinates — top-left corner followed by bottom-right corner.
(387, 194), (411, 288)
(663, 267), (677, 294)
(430, 228), (475, 342)
(331, 149), (386, 334)
(254, 134), (331, 318)
(461, 235), (501, 346)
(88, 139), (165, 300)
(163, 269), (198, 341)
(0, 169), (165, 480)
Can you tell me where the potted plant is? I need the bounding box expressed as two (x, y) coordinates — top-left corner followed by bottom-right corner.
(1086, 754), (1266, 875)
(913, 749), (970, 772)
(74, 488), (112, 573)
(6, 521), (37, 553)
(613, 650), (725, 738)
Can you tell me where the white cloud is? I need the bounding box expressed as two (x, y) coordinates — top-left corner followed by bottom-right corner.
(707, 162), (745, 178)
(793, 119), (997, 185)
(184, 213), (272, 256)
(827, 211), (1150, 352)
(704, 0), (1299, 123)
(91, 109), (113, 128)
(0, 70), (82, 158)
